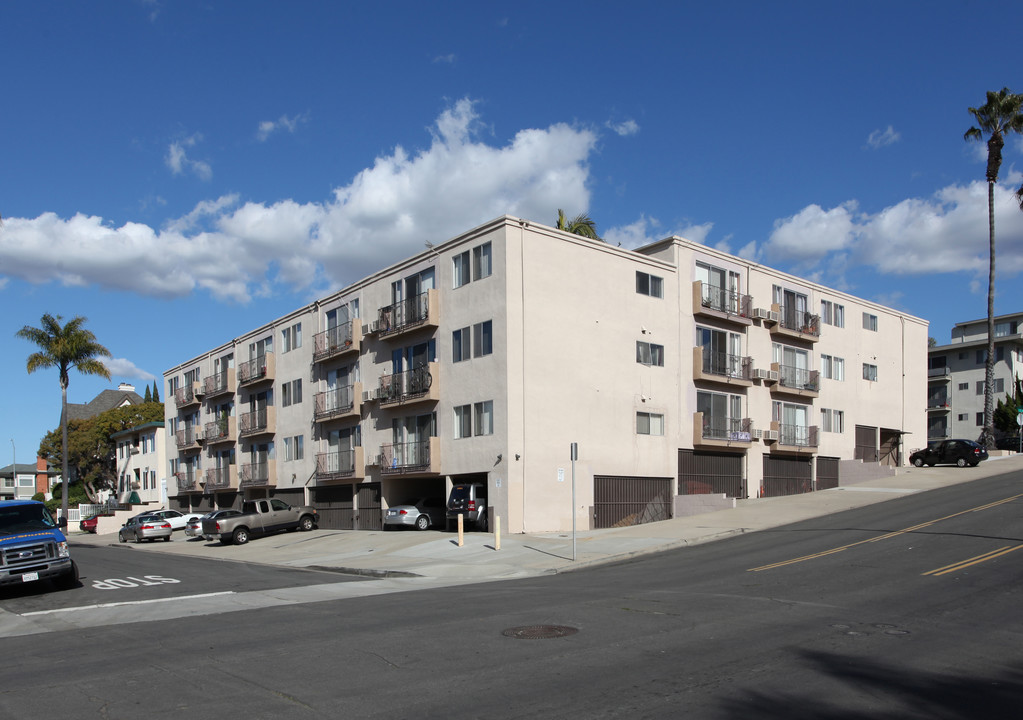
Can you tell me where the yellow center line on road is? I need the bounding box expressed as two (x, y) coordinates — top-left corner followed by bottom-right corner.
(922, 545), (1023, 577)
(748, 492), (1023, 573)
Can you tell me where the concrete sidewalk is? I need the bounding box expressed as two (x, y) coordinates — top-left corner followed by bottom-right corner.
(70, 454), (1023, 583)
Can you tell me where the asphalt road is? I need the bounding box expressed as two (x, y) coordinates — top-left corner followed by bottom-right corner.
(2, 472), (1021, 719)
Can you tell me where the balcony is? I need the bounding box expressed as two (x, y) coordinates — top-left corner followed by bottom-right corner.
(770, 304), (821, 343)
(692, 281), (753, 326)
(313, 319), (362, 363)
(928, 366), (952, 380)
(238, 406), (276, 438)
(203, 415), (237, 446)
(204, 465), (239, 492)
(692, 348), (754, 387)
(927, 398), (951, 412)
(771, 422), (819, 454)
(378, 437), (441, 477)
(239, 461), (277, 489)
(314, 383), (362, 423)
(238, 352), (275, 387)
(371, 290), (439, 339)
(771, 363), (820, 398)
(203, 368), (236, 399)
(314, 447), (366, 483)
(175, 470), (201, 493)
(174, 382), (202, 409)
(378, 362), (439, 408)
(175, 425), (203, 453)
(693, 412), (753, 450)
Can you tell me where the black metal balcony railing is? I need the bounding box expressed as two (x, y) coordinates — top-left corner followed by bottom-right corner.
(927, 397), (951, 410)
(379, 440), (432, 474)
(316, 450), (356, 479)
(927, 366), (951, 378)
(778, 306), (821, 337)
(701, 351), (753, 380)
(700, 285), (752, 318)
(701, 416), (753, 442)
(778, 424), (819, 447)
(204, 418), (232, 443)
(239, 462), (270, 487)
(174, 384), (198, 407)
(378, 365), (432, 405)
(314, 385), (356, 419)
(377, 292), (430, 336)
(204, 466), (233, 492)
(175, 426), (202, 448)
(204, 370), (232, 397)
(313, 322), (354, 360)
(239, 408), (269, 436)
(778, 365), (820, 392)
(238, 354), (271, 384)
(175, 471), (199, 492)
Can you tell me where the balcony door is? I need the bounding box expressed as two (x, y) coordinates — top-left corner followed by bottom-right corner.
(697, 327), (742, 375)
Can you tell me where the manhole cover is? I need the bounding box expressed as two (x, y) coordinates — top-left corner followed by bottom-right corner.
(502, 625), (579, 640)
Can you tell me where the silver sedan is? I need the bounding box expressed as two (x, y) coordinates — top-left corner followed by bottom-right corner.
(118, 515), (172, 543)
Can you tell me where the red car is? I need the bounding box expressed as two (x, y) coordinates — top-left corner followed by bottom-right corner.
(79, 514), (109, 533)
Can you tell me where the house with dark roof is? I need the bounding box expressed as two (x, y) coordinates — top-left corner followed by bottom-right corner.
(65, 383), (144, 423)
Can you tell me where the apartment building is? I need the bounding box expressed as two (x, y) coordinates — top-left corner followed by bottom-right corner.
(163, 215), (927, 533)
(927, 312), (1023, 442)
(110, 421), (167, 505)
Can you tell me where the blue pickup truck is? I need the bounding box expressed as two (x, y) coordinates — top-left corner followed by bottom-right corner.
(0, 499), (79, 590)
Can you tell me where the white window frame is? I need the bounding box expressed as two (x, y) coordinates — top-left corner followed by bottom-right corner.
(453, 251), (470, 288)
(636, 412), (664, 436)
(636, 341), (665, 367)
(453, 405), (472, 439)
(472, 242), (492, 280)
(636, 271), (663, 298)
(474, 401), (494, 436)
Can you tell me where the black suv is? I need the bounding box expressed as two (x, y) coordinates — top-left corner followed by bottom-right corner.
(910, 439), (988, 468)
(446, 482), (488, 531)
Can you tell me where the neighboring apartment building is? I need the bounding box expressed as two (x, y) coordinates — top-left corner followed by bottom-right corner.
(110, 421), (167, 505)
(927, 312), (1023, 442)
(163, 215), (927, 533)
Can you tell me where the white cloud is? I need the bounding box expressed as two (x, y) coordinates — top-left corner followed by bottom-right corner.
(101, 356), (156, 381)
(606, 119), (639, 137)
(256, 113), (307, 142)
(866, 125), (900, 149)
(432, 53), (456, 64)
(166, 134), (212, 180)
(0, 99), (597, 303)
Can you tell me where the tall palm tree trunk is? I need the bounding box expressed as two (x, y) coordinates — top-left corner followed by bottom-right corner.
(61, 384), (70, 527)
(983, 180), (996, 448)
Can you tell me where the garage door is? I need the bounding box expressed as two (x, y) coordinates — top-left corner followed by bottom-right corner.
(762, 455), (813, 497)
(313, 485), (354, 530)
(816, 456), (840, 490)
(678, 450), (745, 498)
(357, 483), (382, 530)
(593, 476), (672, 529)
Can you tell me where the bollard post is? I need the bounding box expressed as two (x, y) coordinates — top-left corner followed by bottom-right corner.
(457, 513), (464, 547)
(495, 515), (501, 551)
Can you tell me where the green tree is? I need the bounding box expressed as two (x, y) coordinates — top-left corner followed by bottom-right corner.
(556, 209), (603, 241)
(152, 380), (160, 402)
(144, 384), (152, 402)
(964, 88), (1023, 448)
(17, 314), (111, 524)
(39, 401), (164, 503)
(993, 374), (1022, 436)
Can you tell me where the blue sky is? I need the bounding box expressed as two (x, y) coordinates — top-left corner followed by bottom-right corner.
(3, 1), (1023, 468)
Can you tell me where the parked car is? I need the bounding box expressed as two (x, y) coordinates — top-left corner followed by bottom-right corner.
(384, 496), (446, 531)
(995, 435), (1020, 451)
(446, 482), (488, 531)
(118, 515), (173, 543)
(130, 508), (203, 531)
(79, 513), (110, 533)
(185, 509), (242, 539)
(910, 439), (989, 468)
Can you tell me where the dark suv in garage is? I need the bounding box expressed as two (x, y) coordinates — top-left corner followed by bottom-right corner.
(910, 439), (988, 468)
(446, 482), (488, 531)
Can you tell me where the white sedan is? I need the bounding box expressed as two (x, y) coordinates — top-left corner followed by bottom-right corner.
(131, 509), (204, 532)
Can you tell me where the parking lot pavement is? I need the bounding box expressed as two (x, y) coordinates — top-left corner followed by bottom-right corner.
(70, 453), (1023, 582)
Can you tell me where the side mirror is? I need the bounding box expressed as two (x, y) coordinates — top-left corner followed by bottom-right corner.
(57, 516), (68, 528)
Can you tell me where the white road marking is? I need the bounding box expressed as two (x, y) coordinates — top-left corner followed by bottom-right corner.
(22, 591), (235, 616)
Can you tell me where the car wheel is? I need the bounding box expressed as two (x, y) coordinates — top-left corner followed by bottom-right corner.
(298, 515), (314, 532)
(913, 458), (923, 467)
(415, 514), (430, 531)
(118, 532), (126, 543)
(134, 532), (143, 544)
(232, 528), (250, 545)
(477, 511), (488, 533)
(163, 535), (171, 542)
(53, 561), (79, 591)
(957, 458), (967, 468)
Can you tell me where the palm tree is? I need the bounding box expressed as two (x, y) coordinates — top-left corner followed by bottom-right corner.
(964, 87), (1023, 448)
(556, 209), (603, 241)
(16, 314), (111, 525)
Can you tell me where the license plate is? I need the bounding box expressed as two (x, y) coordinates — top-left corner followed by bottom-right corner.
(21, 572), (39, 582)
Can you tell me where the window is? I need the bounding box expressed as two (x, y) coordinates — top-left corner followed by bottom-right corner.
(976, 412), (984, 426)
(283, 435), (304, 461)
(820, 354), (832, 379)
(472, 242), (492, 280)
(474, 401), (494, 436)
(453, 251), (470, 288)
(862, 312), (878, 331)
(976, 350), (985, 364)
(997, 346), (1005, 361)
(636, 271), (663, 298)
(995, 321), (1016, 337)
(976, 381), (984, 396)
(995, 378), (1005, 393)
(820, 408), (831, 433)
(636, 412), (664, 436)
(958, 382), (969, 391)
(282, 379), (302, 407)
(636, 341), (664, 366)
(473, 320), (493, 358)
(833, 410), (844, 433)
(281, 323), (302, 352)
(453, 405), (472, 439)
(821, 300), (845, 327)
(452, 327), (470, 362)
(863, 363), (877, 381)
(958, 413), (968, 421)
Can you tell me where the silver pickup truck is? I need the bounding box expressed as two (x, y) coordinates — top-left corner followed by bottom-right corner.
(202, 498), (318, 545)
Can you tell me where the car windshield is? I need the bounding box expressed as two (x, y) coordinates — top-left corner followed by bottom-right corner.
(0, 505), (59, 535)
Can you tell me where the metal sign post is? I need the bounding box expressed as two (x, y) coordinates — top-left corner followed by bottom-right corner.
(570, 442), (578, 561)
(1016, 412), (1022, 454)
